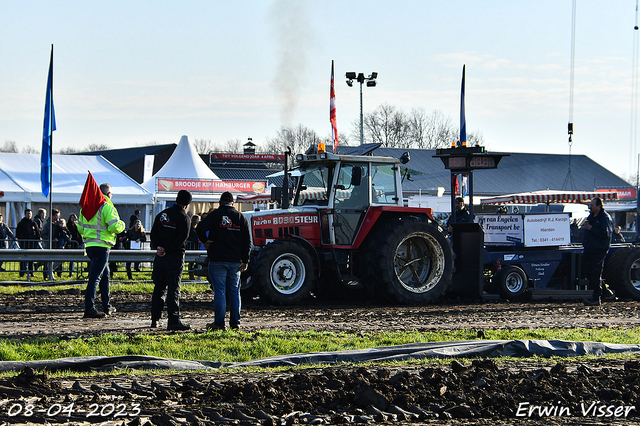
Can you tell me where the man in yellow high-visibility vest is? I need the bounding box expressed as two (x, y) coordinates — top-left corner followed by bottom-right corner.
(77, 182), (125, 318)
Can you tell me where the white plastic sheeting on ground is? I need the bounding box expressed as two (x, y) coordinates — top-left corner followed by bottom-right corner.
(0, 340), (638, 373)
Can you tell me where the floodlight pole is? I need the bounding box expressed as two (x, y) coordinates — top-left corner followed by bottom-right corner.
(359, 80), (364, 146)
(346, 72), (377, 146)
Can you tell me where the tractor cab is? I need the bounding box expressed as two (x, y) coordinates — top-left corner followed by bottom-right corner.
(290, 150), (403, 246)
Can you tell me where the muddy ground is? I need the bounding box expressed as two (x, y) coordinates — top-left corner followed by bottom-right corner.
(1, 290), (640, 425)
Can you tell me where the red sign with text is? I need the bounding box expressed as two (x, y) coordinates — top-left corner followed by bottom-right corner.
(596, 188), (636, 200)
(156, 178), (266, 193)
(210, 153), (285, 162)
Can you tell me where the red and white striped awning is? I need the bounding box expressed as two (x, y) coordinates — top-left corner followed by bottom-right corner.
(236, 193), (273, 204)
(480, 190), (618, 205)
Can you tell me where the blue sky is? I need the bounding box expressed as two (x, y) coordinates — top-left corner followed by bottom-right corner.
(1, 1), (639, 182)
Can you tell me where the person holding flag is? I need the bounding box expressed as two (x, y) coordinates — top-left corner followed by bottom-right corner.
(77, 174), (125, 318)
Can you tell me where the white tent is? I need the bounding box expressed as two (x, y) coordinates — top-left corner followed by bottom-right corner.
(142, 135), (222, 215)
(0, 153), (153, 227)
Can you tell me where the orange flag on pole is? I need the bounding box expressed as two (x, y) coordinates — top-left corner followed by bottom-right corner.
(79, 172), (106, 221)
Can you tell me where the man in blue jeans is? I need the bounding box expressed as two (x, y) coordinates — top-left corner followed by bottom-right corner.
(197, 191), (251, 330)
(78, 182), (126, 318)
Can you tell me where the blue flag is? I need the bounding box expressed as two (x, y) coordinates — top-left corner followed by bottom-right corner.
(41, 45), (56, 197)
(460, 64), (466, 147)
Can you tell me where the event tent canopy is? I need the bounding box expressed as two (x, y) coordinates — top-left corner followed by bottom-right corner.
(142, 135), (220, 200)
(0, 153), (152, 205)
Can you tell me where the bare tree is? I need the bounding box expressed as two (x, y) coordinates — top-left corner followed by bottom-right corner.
(356, 103), (410, 148)
(56, 146), (79, 154)
(224, 138), (244, 153)
(21, 145), (39, 154)
(0, 141), (18, 153)
(86, 143), (110, 152)
(193, 138), (216, 155)
(264, 125), (321, 156)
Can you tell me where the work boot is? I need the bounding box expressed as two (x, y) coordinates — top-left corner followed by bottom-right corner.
(83, 310), (106, 319)
(207, 322), (226, 331)
(583, 298), (601, 307)
(167, 321), (191, 331)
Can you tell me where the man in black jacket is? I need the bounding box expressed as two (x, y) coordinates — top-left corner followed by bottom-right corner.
(15, 208), (40, 277)
(197, 191), (251, 331)
(581, 197), (615, 306)
(150, 190), (192, 330)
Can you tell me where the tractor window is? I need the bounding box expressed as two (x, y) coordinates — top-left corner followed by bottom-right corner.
(294, 165), (332, 206)
(335, 163), (369, 208)
(371, 163), (398, 204)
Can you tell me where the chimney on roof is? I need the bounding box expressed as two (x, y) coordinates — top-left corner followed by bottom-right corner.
(243, 137), (256, 154)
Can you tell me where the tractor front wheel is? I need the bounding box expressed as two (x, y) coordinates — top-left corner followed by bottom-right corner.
(253, 240), (316, 305)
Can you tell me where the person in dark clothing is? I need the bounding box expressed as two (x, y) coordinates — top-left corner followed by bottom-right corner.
(150, 190), (192, 330)
(186, 214), (201, 280)
(0, 213), (18, 272)
(109, 231), (129, 278)
(197, 191), (251, 331)
(129, 210), (141, 229)
(125, 219), (147, 279)
(446, 197), (472, 234)
(34, 208), (46, 236)
(67, 214), (83, 249)
(611, 226), (625, 243)
(582, 197), (615, 306)
(15, 209), (40, 277)
(67, 213), (83, 276)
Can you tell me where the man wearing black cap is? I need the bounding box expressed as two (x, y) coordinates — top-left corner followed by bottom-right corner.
(150, 189), (192, 330)
(446, 197), (471, 234)
(197, 191), (251, 331)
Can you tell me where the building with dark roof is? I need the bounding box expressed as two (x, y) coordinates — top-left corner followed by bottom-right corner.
(71, 143), (177, 184)
(340, 145), (633, 197)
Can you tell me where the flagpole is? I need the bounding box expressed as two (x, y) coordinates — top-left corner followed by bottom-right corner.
(48, 44), (53, 253)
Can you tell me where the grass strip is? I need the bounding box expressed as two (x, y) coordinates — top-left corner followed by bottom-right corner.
(1, 328), (640, 363)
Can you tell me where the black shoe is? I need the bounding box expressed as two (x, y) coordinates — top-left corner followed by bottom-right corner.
(104, 306), (117, 316)
(83, 310), (106, 319)
(167, 321), (190, 331)
(230, 323), (240, 330)
(206, 322), (225, 331)
(583, 298), (601, 306)
(151, 319), (161, 328)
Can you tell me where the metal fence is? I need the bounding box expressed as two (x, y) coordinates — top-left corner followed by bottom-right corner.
(0, 248), (209, 283)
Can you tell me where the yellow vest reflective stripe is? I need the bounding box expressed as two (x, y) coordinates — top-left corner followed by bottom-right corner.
(78, 199), (125, 248)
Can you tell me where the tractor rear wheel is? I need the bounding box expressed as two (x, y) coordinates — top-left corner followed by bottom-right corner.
(365, 217), (453, 304)
(603, 247), (640, 300)
(253, 240), (316, 305)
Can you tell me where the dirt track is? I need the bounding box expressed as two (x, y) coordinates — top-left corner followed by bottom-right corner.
(1, 291), (640, 425)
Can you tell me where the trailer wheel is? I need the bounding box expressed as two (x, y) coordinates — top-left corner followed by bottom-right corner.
(496, 265), (527, 299)
(365, 217), (453, 304)
(253, 240), (315, 305)
(603, 247), (640, 300)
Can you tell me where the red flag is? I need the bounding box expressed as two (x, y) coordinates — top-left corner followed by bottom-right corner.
(79, 172), (106, 221)
(451, 173), (459, 196)
(330, 60), (338, 152)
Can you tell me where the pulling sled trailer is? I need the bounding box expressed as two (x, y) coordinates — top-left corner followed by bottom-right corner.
(435, 147), (640, 302)
(478, 190), (640, 301)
